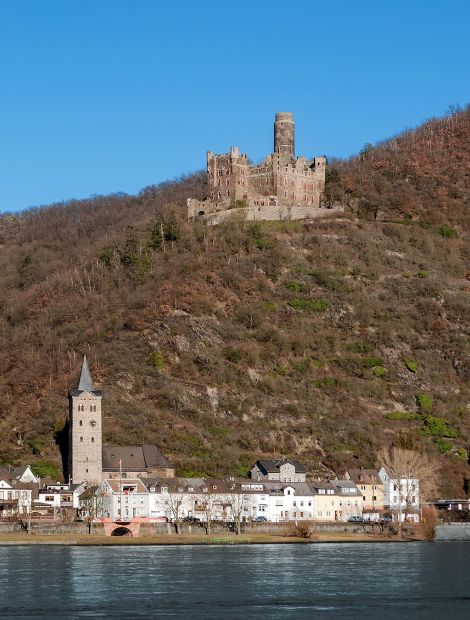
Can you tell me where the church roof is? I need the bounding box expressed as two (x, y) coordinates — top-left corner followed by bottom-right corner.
(70, 355), (102, 396)
(102, 445), (172, 472)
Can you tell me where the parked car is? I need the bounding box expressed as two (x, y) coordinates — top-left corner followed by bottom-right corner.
(182, 516), (201, 523)
(348, 516), (365, 523)
(254, 516), (267, 522)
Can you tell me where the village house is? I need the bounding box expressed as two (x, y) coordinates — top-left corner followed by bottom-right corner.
(37, 482), (74, 512)
(265, 482), (313, 521)
(250, 459), (307, 483)
(345, 468), (385, 519)
(0, 478), (32, 517)
(98, 478), (150, 521)
(330, 480), (364, 520)
(309, 480), (341, 521)
(378, 467), (420, 522)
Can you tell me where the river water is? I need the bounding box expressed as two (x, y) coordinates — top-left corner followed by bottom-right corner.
(1, 542), (469, 618)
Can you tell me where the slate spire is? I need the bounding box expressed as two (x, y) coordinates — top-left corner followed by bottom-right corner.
(77, 355), (94, 392)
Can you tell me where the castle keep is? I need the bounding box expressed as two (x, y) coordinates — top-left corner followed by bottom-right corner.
(188, 112), (340, 224)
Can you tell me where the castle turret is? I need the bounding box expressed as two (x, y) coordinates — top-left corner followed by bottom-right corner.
(274, 112), (295, 159)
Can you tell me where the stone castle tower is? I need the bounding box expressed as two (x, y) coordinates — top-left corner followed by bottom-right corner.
(274, 111), (295, 159)
(68, 356), (103, 484)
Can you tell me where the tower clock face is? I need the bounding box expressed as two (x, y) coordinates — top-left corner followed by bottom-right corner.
(89, 420), (97, 427)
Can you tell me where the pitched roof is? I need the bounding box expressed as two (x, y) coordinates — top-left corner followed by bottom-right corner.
(102, 445), (171, 471)
(254, 459), (307, 475)
(104, 479), (149, 494)
(70, 355), (102, 396)
(347, 468), (381, 485)
(332, 480), (362, 496)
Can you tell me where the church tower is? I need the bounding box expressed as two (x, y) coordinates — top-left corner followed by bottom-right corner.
(68, 356), (102, 484)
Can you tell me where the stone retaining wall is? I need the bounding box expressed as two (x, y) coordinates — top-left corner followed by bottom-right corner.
(435, 523), (470, 541)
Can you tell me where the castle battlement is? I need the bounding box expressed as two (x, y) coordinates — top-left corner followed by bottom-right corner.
(188, 113), (340, 224)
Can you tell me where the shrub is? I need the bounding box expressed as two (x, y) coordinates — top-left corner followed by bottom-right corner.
(288, 298), (328, 312)
(264, 302), (277, 312)
(440, 224), (457, 239)
(224, 347), (245, 363)
(373, 366), (386, 377)
(346, 342), (371, 354)
(363, 356), (383, 368)
(415, 393), (432, 411)
(291, 522), (313, 539)
(419, 506), (438, 540)
(284, 281), (307, 293)
(148, 351), (165, 370)
(312, 377), (337, 390)
(417, 270), (428, 278)
(233, 463), (250, 477)
(435, 438), (452, 454)
(456, 448), (468, 462)
(422, 416), (458, 438)
(235, 199), (247, 208)
(405, 360), (418, 373)
(31, 460), (59, 479)
(385, 411), (420, 421)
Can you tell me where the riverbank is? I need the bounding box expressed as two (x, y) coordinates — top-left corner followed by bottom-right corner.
(0, 531), (414, 545)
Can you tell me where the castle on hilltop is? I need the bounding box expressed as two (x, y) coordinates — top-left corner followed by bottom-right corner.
(188, 112), (342, 224)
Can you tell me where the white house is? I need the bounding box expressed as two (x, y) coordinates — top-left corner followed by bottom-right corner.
(265, 482), (314, 522)
(98, 479), (149, 520)
(378, 467), (420, 522)
(0, 479), (32, 516)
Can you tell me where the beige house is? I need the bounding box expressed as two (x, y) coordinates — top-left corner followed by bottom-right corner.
(345, 469), (384, 517)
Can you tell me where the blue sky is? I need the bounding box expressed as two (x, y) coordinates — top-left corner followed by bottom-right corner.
(0, 0), (469, 213)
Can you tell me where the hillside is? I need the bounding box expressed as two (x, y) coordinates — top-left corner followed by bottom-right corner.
(0, 107), (469, 494)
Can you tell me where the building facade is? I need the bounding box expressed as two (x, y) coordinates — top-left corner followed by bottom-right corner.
(250, 459), (307, 483)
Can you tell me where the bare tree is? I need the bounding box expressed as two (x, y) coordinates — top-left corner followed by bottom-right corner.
(79, 485), (103, 534)
(163, 482), (190, 534)
(196, 486), (219, 536)
(228, 487), (256, 535)
(377, 447), (439, 534)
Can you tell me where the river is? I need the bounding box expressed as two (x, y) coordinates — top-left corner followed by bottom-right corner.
(1, 542), (469, 618)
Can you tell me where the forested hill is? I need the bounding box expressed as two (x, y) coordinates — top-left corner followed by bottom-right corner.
(0, 107), (469, 495)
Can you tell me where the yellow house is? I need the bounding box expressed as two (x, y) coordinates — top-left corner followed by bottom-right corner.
(345, 469), (384, 516)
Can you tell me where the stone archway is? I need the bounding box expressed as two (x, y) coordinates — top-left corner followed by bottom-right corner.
(111, 526), (133, 537)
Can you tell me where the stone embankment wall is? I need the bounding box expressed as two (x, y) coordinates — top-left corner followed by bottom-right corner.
(0, 520), (376, 536)
(434, 523), (470, 541)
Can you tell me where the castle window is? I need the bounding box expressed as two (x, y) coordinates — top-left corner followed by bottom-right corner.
(90, 405), (93, 412)
(79, 420), (82, 426)
(284, 179), (287, 186)
(80, 437), (83, 442)
(91, 437), (95, 443)
(86, 469), (88, 473)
